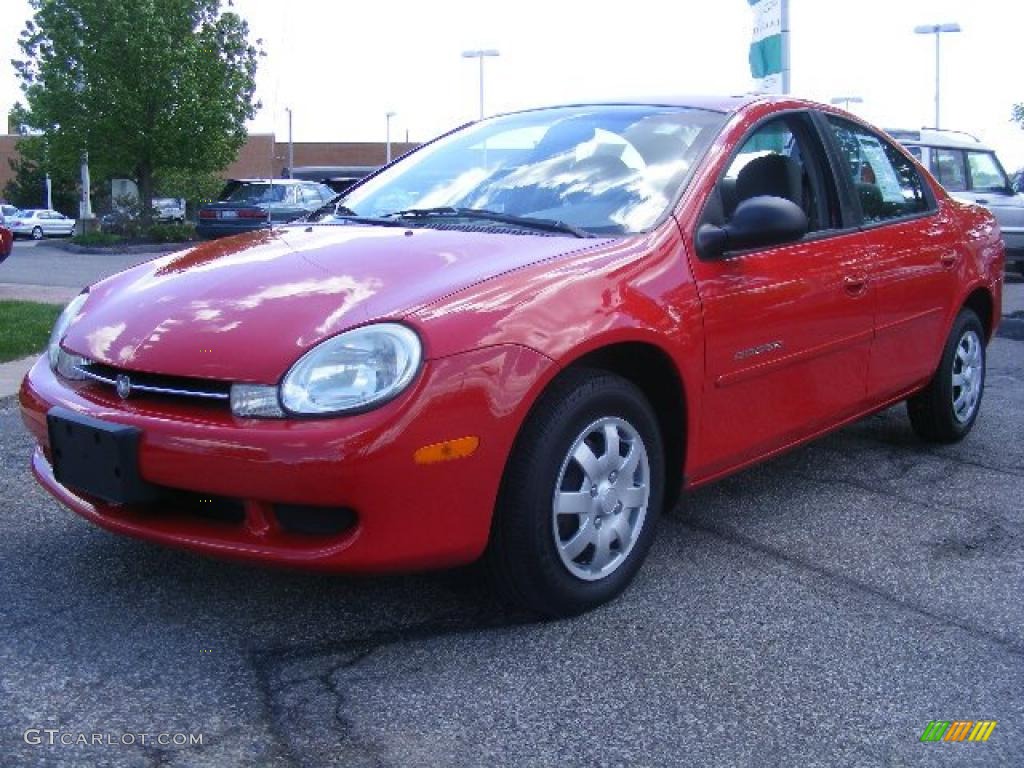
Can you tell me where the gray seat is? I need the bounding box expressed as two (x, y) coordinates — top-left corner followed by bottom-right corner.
(735, 154), (803, 208)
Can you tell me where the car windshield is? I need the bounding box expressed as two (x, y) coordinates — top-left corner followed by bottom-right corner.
(335, 105), (726, 235)
(226, 184), (289, 204)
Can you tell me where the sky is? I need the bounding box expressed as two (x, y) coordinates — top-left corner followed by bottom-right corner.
(2, 0), (1023, 168)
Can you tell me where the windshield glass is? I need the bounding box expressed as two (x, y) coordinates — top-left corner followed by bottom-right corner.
(226, 184), (289, 204)
(338, 105), (726, 235)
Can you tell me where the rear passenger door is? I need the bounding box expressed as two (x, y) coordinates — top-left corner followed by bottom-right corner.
(688, 111), (874, 481)
(822, 116), (960, 401)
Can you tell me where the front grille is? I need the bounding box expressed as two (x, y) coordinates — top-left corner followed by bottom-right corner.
(151, 490), (246, 524)
(275, 504), (357, 536)
(76, 361), (231, 403)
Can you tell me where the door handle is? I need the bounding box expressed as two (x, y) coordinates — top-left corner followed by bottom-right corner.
(843, 275), (868, 296)
(940, 253), (959, 269)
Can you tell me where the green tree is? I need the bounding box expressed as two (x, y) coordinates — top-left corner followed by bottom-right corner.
(13, 0), (262, 224)
(3, 136), (79, 214)
(1014, 103), (1024, 128)
(155, 167), (226, 218)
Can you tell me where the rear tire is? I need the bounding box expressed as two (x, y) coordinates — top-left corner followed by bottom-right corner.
(31, 226), (43, 240)
(907, 309), (985, 443)
(486, 369), (664, 617)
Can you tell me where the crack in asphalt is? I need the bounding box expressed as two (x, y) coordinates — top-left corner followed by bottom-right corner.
(675, 518), (1024, 658)
(247, 610), (535, 767)
(789, 470), (1024, 538)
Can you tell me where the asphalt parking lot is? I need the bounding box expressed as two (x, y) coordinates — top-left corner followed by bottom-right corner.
(0, 239), (157, 298)
(1, 248), (1022, 766)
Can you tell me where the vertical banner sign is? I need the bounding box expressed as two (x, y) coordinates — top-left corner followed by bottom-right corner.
(748, 0), (784, 94)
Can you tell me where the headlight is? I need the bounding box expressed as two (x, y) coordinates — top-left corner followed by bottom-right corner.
(48, 292), (89, 377)
(277, 323), (422, 416)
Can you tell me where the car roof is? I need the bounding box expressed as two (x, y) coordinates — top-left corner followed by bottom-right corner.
(509, 93), (769, 116)
(886, 127), (991, 151)
(227, 178), (310, 185)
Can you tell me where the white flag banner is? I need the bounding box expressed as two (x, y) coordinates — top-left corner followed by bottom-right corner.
(748, 0), (784, 94)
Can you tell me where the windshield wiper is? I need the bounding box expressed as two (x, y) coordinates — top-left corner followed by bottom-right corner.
(383, 207), (597, 238)
(306, 198), (403, 226)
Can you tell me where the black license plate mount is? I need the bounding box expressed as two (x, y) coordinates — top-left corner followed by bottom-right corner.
(47, 406), (159, 505)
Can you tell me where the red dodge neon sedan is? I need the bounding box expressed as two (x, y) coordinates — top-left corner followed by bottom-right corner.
(20, 96), (1004, 616)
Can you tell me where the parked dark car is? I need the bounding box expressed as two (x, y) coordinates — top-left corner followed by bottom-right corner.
(196, 179), (335, 239)
(290, 165), (378, 194)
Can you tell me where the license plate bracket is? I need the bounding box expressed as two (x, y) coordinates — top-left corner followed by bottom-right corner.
(47, 406), (160, 505)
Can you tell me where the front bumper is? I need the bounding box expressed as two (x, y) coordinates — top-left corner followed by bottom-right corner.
(20, 347), (552, 571)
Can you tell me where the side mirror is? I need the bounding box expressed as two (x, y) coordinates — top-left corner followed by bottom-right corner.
(697, 195), (809, 260)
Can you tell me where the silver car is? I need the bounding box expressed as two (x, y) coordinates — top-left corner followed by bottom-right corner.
(891, 129), (1024, 276)
(8, 209), (77, 240)
(0, 204), (19, 225)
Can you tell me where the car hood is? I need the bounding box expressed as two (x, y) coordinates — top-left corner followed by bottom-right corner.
(63, 224), (609, 382)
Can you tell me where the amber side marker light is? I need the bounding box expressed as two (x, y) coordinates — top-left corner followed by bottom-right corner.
(414, 436), (480, 464)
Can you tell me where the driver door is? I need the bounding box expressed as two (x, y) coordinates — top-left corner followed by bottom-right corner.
(687, 112), (874, 482)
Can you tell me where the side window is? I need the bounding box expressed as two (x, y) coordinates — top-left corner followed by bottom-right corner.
(825, 116), (931, 223)
(299, 186), (322, 204)
(718, 115), (838, 234)
(966, 151), (1008, 192)
(930, 149), (967, 192)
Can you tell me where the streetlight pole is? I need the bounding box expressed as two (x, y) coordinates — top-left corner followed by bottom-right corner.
(385, 111), (396, 163)
(285, 107), (294, 178)
(913, 23), (960, 128)
(461, 49), (500, 119)
(829, 96), (863, 112)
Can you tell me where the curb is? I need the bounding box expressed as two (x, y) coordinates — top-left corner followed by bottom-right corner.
(0, 355), (37, 399)
(49, 240), (192, 256)
(0, 283), (78, 304)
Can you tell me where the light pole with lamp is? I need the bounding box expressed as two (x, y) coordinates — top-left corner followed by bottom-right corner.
(913, 23), (960, 128)
(385, 111), (397, 163)
(285, 107), (294, 178)
(461, 49), (500, 119)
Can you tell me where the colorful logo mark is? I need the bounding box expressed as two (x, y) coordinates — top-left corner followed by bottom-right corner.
(920, 720), (996, 742)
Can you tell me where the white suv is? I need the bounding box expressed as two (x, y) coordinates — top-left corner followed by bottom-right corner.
(890, 128), (1024, 275)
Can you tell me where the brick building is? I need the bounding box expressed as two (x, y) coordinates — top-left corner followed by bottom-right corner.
(0, 133), (420, 203)
(0, 134), (21, 199)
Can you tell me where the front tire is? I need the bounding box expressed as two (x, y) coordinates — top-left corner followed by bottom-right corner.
(907, 309), (986, 443)
(486, 369), (664, 617)
(31, 226), (43, 240)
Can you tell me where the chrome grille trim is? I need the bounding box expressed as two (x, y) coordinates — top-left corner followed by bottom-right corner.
(74, 363), (231, 401)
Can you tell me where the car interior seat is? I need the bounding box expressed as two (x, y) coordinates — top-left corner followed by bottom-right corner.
(734, 154), (803, 210)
